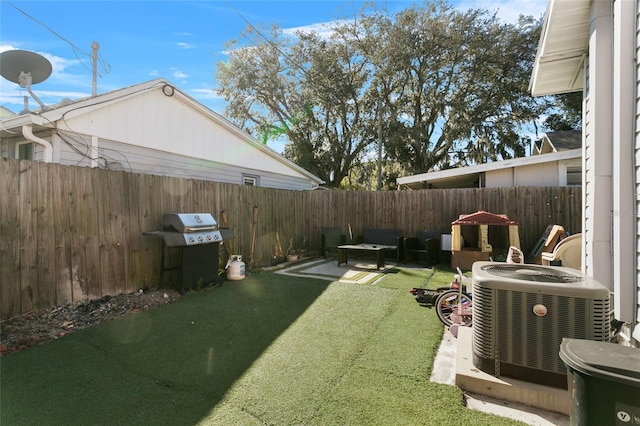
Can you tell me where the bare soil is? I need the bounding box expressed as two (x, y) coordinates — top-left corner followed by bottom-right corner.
(0, 289), (181, 356)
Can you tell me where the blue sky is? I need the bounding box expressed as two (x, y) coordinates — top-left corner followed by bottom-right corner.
(1, 0), (547, 148)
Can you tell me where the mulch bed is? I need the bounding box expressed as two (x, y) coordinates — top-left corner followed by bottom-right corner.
(0, 289), (181, 356)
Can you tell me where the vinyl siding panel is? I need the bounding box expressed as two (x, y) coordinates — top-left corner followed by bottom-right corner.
(12, 133), (313, 190)
(583, 60), (594, 275)
(485, 168), (513, 187)
(485, 162), (561, 188)
(59, 89), (311, 181)
(634, 0), (640, 342)
(514, 163), (560, 186)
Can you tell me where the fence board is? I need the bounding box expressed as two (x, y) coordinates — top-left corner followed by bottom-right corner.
(35, 163), (54, 310)
(1, 159), (21, 318)
(52, 163), (73, 306)
(19, 160), (36, 313)
(0, 157), (583, 319)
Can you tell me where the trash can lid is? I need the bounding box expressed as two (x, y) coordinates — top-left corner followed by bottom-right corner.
(559, 338), (640, 387)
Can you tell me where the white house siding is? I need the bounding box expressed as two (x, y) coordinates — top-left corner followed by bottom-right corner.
(90, 137), (314, 190)
(58, 89), (308, 181)
(16, 131), (313, 190)
(485, 162), (570, 188)
(514, 162), (559, 186)
(557, 158), (582, 186)
(633, 0), (640, 342)
(583, 1), (614, 292)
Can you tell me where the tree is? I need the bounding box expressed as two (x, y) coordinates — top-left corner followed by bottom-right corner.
(216, 23), (376, 187)
(366, 3), (546, 172)
(215, 1), (550, 187)
(544, 91), (583, 131)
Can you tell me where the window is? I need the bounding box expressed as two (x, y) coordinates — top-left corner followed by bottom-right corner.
(566, 166), (582, 186)
(16, 142), (33, 160)
(242, 175), (259, 186)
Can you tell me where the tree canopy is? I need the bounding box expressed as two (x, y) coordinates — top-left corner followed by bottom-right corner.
(215, 1), (552, 188)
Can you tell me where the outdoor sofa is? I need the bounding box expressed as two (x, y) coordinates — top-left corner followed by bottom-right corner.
(356, 228), (404, 262)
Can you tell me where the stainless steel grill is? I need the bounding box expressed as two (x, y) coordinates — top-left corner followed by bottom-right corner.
(144, 213), (234, 289)
(144, 213), (223, 247)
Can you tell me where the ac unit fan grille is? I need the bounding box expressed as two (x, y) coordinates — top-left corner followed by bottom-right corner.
(480, 264), (583, 283)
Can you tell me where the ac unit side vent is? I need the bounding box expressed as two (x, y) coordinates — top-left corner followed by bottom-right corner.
(492, 289), (610, 375)
(472, 283), (494, 358)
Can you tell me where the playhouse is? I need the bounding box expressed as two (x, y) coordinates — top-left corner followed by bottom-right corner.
(450, 211), (521, 270)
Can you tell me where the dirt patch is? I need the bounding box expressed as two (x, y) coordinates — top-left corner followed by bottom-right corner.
(0, 289), (181, 356)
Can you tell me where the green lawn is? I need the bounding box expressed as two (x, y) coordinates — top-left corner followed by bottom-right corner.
(1, 266), (520, 425)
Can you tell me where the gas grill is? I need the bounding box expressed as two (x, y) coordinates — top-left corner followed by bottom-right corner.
(144, 213), (234, 289)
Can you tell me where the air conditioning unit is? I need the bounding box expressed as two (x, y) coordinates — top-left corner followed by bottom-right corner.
(471, 261), (610, 388)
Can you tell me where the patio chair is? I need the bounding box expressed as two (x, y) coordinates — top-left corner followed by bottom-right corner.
(320, 227), (347, 258)
(541, 233), (582, 270)
(403, 230), (440, 266)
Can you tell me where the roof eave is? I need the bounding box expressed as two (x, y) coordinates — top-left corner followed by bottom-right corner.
(397, 148), (582, 189)
(529, 0), (591, 97)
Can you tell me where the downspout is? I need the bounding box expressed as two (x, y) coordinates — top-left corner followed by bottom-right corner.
(22, 125), (52, 163)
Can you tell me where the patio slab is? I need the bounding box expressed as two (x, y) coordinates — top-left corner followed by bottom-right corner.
(275, 258), (394, 285)
(453, 327), (570, 424)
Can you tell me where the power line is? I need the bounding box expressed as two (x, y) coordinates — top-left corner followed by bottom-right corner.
(222, 0), (317, 82)
(6, 1), (111, 76)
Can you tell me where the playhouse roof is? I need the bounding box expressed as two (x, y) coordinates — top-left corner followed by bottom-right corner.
(452, 211), (518, 226)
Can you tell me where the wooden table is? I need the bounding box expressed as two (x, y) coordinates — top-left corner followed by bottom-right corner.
(337, 244), (395, 269)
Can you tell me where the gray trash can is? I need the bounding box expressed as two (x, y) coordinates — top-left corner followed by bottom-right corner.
(559, 338), (640, 426)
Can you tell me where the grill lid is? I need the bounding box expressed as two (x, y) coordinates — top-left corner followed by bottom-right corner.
(163, 213), (218, 233)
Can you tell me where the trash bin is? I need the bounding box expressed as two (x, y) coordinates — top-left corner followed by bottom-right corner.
(559, 338), (640, 426)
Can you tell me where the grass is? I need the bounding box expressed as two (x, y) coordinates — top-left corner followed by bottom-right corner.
(0, 265), (521, 426)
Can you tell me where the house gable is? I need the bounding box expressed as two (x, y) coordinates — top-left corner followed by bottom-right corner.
(58, 83), (315, 181)
(0, 79), (323, 190)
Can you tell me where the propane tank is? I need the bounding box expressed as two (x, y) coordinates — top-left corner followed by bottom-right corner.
(226, 255), (245, 281)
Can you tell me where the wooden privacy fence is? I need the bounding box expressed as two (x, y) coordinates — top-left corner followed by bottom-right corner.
(0, 157), (582, 319)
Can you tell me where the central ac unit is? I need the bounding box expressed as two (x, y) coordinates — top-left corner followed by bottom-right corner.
(471, 261), (610, 388)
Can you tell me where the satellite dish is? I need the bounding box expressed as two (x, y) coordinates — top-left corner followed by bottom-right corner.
(0, 50), (52, 85)
(0, 50), (52, 110)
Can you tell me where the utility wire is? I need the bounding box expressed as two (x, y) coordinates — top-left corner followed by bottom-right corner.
(6, 1), (111, 76)
(222, 0), (317, 82)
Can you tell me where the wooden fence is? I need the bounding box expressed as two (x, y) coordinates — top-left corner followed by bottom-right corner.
(0, 157), (582, 319)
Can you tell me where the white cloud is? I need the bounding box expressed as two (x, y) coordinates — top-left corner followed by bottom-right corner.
(171, 68), (189, 80)
(0, 85), (91, 109)
(189, 87), (222, 100)
(0, 43), (20, 53)
(456, 0), (548, 22)
(176, 42), (195, 49)
(282, 20), (349, 40)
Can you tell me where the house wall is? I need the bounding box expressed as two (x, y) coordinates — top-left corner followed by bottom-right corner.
(0, 83), (320, 190)
(5, 132), (314, 190)
(57, 89), (311, 182)
(485, 161), (579, 188)
(558, 158), (582, 186)
(583, 1), (614, 293)
(632, 0), (640, 342)
(584, 0), (639, 345)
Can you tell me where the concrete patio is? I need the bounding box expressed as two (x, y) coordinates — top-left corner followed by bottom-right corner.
(432, 327), (570, 425)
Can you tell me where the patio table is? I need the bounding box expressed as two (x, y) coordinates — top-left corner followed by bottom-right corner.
(337, 244), (396, 269)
